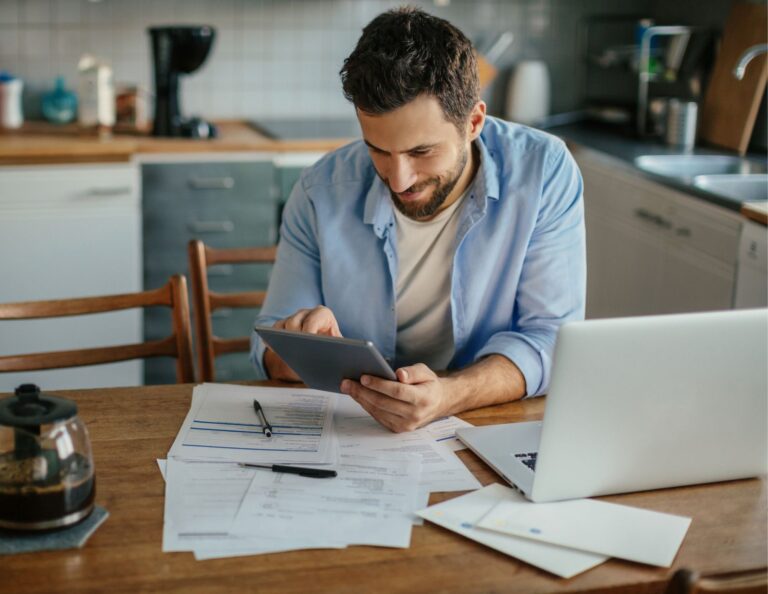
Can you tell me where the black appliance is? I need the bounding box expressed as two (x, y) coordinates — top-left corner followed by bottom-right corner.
(149, 26), (217, 138)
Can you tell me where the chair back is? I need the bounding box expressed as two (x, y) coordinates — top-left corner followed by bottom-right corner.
(665, 568), (768, 594)
(0, 275), (194, 383)
(188, 240), (276, 382)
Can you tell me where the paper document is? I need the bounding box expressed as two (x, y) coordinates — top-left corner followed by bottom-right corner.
(422, 416), (472, 451)
(334, 398), (480, 493)
(232, 453), (422, 549)
(168, 383), (337, 465)
(417, 484), (608, 579)
(477, 497), (691, 567)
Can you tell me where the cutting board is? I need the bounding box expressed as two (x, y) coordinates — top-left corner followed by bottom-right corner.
(699, 1), (767, 155)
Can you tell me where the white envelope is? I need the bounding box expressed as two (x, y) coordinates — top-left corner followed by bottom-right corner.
(416, 484), (607, 579)
(477, 497), (691, 567)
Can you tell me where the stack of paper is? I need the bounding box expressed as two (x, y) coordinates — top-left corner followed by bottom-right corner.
(162, 383), (482, 560)
(417, 484), (692, 578)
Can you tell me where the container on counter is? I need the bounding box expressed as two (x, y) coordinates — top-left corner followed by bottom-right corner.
(0, 72), (24, 129)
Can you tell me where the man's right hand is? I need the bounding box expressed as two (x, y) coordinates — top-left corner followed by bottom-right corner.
(262, 306), (342, 381)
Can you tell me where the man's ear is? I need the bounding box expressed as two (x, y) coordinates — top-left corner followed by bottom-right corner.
(467, 101), (486, 140)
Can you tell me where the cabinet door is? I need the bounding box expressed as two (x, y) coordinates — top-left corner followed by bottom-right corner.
(142, 159), (277, 385)
(586, 211), (665, 318)
(577, 151), (740, 319)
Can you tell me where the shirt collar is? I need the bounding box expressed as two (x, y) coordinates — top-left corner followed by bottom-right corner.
(362, 133), (501, 237)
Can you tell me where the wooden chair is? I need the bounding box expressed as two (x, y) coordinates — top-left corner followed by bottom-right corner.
(665, 568), (768, 594)
(188, 239), (277, 382)
(0, 275), (195, 383)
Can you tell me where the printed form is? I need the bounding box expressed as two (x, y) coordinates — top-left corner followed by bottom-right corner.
(168, 383), (337, 465)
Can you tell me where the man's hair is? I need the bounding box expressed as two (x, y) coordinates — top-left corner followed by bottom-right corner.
(340, 6), (479, 128)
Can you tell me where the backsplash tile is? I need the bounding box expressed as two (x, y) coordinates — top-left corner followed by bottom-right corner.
(1, 0), (659, 121)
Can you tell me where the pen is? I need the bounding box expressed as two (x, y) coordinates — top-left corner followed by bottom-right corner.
(252, 399), (273, 437)
(238, 463), (337, 479)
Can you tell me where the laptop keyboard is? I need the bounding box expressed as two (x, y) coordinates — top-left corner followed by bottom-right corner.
(514, 452), (537, 471)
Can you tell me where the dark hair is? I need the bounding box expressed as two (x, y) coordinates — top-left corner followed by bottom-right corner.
(340, 6), (479, 128)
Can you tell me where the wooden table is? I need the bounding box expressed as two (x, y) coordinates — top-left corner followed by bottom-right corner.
(2, 384), (765, 594)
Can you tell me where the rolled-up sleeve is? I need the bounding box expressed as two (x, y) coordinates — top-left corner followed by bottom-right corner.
(249, 177), (324, 379)
(474, 143), (586, 396)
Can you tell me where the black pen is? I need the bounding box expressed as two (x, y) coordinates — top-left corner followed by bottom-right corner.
(252, 399), (273, 437)
(238, 463), (337, 478)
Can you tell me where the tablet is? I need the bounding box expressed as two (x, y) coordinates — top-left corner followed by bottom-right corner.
(254, 326), (397, 393)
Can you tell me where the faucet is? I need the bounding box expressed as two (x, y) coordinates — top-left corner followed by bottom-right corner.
(733, 43), (768, 80)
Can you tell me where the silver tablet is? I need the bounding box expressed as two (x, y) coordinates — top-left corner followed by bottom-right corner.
(254, 326), (397, 394)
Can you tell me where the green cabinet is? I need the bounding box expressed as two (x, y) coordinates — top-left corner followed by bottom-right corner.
(142, 158), (280, 385)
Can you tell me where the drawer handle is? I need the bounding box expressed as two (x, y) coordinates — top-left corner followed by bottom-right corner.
(675, 227), (691, 237)
(634, 208), (671, 229)
(188, 177), (235, 190)
(81, 186), (133, 198)
(208, 265), (234, 277)
(188, 221), (234, 233)
(212, 308), (232, 318)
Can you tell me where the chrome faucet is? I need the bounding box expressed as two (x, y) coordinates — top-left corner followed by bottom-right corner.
(733, 43), (768, 80)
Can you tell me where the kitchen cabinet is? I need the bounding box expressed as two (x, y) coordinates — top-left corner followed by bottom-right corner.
(0, 163), (142, 391)
(141, 153), (319, 384)
(734, 219), (768, 308)
(576, 152), (742, 318)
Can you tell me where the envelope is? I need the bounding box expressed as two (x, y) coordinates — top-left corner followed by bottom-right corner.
(476, 496), (691, 567)
(416, 484), (608, 579)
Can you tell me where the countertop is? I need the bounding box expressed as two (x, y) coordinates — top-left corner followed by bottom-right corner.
(546, 121), (767, 214)
(0, 120), (354, 165)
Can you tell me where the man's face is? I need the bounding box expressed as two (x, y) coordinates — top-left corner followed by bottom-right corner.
(357, 94), (471, 220)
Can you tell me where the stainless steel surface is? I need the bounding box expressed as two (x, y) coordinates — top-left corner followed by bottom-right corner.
(637, 25), (695, 135)
(634, 154), (767, 179)
(733, 43), (768, 80)
(692, 174), (768, 202)
(665, 99), (698, 149)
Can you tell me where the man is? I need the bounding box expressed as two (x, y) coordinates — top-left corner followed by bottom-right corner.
(251, 7), (585, 433)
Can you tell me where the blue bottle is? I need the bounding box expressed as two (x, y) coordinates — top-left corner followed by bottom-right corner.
(41, 76), (78, 124)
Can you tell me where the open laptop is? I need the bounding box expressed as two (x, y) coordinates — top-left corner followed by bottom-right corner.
(456, 309), (768, 502)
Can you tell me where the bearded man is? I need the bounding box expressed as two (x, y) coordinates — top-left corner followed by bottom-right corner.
(251, 7), (586, 432)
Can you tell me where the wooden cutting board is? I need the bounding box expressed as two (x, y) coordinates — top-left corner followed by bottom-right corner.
(699, 1), (767, 155)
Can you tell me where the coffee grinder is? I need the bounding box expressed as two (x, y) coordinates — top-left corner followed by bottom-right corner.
(149, 26), (217, 138)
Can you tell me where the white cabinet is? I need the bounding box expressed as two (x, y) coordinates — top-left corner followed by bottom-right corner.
(575, 150), (742, 319)
(0, 163), (142, 391)
(735, 219), (768, 308)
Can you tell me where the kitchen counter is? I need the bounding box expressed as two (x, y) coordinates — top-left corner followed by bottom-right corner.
(0, 120), (354, 165)
(546, 121), (767, 214)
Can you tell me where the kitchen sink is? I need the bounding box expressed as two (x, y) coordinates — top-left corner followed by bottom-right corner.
(634, 155), (767, 180)
(692, 174), (768, 203)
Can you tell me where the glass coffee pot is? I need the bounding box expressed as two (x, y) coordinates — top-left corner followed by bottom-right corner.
(0, 384), (95, 530)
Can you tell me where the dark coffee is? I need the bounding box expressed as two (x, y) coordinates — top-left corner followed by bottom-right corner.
(0, 451), (95, 528)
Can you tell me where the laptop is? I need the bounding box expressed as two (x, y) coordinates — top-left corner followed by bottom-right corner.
(456, 309), (768, 502)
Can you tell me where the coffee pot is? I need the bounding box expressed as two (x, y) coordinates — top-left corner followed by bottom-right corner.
(0, 384), (95, 530)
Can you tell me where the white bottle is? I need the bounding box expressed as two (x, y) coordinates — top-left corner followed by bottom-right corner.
(505, 60), (550, 126)
(77, 54), (115, 130)
(0, 76), (24, 129)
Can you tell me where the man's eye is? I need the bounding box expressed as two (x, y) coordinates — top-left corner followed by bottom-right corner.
(410, 150), (430, 157)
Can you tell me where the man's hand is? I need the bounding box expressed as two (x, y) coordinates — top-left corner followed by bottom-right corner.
(263, 306), (342, 381)
(340, 364), (450, 433)
(340, 355), (527, 433)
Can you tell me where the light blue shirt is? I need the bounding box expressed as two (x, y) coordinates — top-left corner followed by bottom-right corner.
(250, 116), (586, 397)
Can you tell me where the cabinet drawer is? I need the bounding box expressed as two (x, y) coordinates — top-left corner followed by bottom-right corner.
(142, 161), (275, 205)
(1, 163), (139, 209)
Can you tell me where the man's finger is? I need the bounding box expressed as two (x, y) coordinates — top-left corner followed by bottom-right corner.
(345, 387), (411, 433)
(283, 309), (311, 331)
(396, 363), (436, 384)
(359, 374), (416, 404)
(343, 380), (411, 418)
(302, 306), (341, 336)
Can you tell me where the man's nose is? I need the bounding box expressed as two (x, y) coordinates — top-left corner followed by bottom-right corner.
(387, 157), (417, 193)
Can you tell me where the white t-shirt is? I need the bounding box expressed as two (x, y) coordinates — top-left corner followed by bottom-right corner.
(393, 190), (467, 370)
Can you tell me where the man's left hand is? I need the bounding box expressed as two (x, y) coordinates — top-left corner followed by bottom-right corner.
(340, 364), (450, 433)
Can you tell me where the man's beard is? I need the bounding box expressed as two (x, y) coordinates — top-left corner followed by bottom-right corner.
(386, 146), (469, 220)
